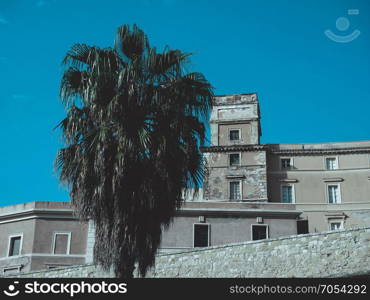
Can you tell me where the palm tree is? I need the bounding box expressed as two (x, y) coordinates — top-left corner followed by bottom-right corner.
(55, 24), (213, 278)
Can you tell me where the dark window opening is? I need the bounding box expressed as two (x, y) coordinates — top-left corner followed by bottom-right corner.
(229, 130), (240, 141)
(252, 225), (267, 241)
(229, 153), (240, 166)
(194, 224), (209, 247)
(9, 236), (21, 256)
(281, 158), (292, 169)
(282, 186), (293, 203)
(297, 220), (309, 234)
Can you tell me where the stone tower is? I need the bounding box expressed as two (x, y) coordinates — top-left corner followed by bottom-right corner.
(202, 93), (268, 201)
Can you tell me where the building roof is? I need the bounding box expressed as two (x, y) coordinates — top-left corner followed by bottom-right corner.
(268, 140), (370, 155)
(178, 202), (302, 218)
(201, 140), (370, 155)
(0, 201), (76, 224)
(213, 93), (258, 106)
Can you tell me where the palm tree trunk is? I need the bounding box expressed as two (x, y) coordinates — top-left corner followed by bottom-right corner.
(116, 262), (135, 279)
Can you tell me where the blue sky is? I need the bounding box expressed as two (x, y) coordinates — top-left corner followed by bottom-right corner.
(0, 0), (369, 205)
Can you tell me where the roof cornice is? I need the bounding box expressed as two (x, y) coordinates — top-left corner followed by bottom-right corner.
(201, 145), (268, 153)
(176, 207), (302, 218)
(0, 208), (77, 224)
(201, 145), (370, 155)
(269, 146), (370, 155)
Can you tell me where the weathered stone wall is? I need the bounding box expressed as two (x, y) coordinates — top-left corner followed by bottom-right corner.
(203, 151), (267, 201)
(209, 93), (260, 147)
(8, 227), (370, 278)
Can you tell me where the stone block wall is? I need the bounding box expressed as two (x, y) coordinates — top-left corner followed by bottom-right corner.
(203, 151), (267, 201)
(7, 227), (370, 278)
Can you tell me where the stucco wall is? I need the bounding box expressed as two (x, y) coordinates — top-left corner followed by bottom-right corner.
(8, 227), (370, 278)
(32, 219), (88, 255)
(0, 218), (88, 274)
(268, 170), (370, 204)
(267, 152), (370, 205)
(0, 219), (36, 258)
(267, 153), (370, 171)
(298, 209), (370, 233)
(160, 214), (298, 249)
(0, 219), (36, 273)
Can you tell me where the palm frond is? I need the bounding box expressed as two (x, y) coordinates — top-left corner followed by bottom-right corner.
(115, 24), (149, 60)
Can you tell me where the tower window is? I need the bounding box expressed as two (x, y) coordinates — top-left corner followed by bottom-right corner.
(230, 181), (241, 200)
(229, 153), (240, 166)
(229, 129), (240, 141)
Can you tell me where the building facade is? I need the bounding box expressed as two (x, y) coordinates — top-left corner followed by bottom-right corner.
(0, 202), (88, 275)
(160, 93), (301, 251)
(267, 141), (370, 232)
(1, 92), (370, 273)
(160, 93), (370, 249)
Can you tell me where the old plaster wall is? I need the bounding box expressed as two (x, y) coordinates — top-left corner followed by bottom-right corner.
(9, 227), (370, 278)
(203, 151), (267, 201)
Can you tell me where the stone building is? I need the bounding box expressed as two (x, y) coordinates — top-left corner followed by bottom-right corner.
(1, 92), (370, 273)
(161, 93), (370, 249)
(0, 202), (88, 275)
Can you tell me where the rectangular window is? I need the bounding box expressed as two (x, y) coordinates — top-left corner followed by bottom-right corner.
(229, 129), (240, 141)
(8, 236), (22, 257)
(281, 158), (293, 169)
(193, 224), (210, 247)
(328, 185), (341, 204)
(252, 225), (268, 241)
(326, 157), (338, 170)
(230, 181), (241, 200)
(53, 233), (71, 255)
(281, 185), (293, 203)
(229, 153), (240, 166)
(330, 222), (343, 231)
(297, 220), (309, 234)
